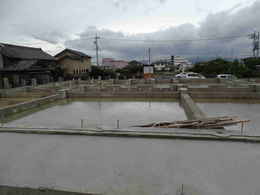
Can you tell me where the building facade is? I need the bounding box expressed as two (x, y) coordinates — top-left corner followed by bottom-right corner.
(153, 56), (193, 72)
(55, 49), (92, 78)
(173, 56), (193, 71)
(0, 43), (56, 88)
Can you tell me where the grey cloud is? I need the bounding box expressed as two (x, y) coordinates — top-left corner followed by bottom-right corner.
(65, 1), (260, 61)
(0, 0), (120, 43)
(1, 0), (260, 61)
(30, 31), (69, 44)
(159, 0), (167, 4)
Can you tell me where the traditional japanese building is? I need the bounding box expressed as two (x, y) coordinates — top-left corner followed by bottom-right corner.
(0, 43), (56, 88)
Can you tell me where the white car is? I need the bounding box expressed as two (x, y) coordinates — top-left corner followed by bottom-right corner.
(217, 74), (237, 80)
(175, 72), (205, 79)
(175, 73), (186, 78)
(185, 72), (205, 79)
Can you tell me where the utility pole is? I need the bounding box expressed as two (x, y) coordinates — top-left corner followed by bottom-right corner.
(148, 48), (151, 65)
(249, 31), (260, 57)
(94, 34), (100, 66)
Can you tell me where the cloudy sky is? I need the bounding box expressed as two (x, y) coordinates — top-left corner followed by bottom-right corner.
(0, 0), (259, 62)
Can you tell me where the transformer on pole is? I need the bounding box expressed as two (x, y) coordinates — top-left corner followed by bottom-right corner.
(249, 32), (260, 57)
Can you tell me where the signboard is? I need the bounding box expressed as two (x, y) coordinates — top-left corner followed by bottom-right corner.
(143, 65), (154, 79)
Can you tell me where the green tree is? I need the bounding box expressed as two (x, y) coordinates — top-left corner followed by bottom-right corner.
(242, 57), (260, 77)
(90, 66), (116, 79)
(116, 61), (143, 79)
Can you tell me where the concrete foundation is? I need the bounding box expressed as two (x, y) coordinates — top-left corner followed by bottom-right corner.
(0, 185), (97, 195)
(1, 127), (260, 143)
(31, 78), (37, 87)
(0, 94), (64, 118)
(180, 93), (206, 120)
(3, 77), (10, 89)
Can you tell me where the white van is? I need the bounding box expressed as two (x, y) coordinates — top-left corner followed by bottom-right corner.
(185, 72), (205, 79)
(217, 74), (237, 80)
(175, 72), (205, 79)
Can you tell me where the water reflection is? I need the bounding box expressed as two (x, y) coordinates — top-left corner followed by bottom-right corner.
(6, 101), (186, 129)
(198, 103), (260, 135)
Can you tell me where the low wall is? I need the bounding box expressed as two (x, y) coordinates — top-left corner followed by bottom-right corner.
(190, 92), (260, 100)
(188, 86), (253, 93)
(0, 81), (78, 98)
(187, 85), (260, 100)
(0, 185), (97, 195)
(0, 86), (29, 97)
(0, 94), (63, 118)
(180, 93), (206, 120)
(37, 80), (78, 89)
(77, 78), (220, 86)
(68, 91), (179, 99)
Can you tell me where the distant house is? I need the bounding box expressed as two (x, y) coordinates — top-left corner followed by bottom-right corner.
(102, 58), (128, 69)
(55, 49), (92, 78)
(0, 43), (56, 88)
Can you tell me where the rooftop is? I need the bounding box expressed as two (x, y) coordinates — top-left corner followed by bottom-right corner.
(0, 43), (54, 60)
(55, 48), (91, 58)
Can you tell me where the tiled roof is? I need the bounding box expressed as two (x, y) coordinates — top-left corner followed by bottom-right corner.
(0, 43), (54, 60)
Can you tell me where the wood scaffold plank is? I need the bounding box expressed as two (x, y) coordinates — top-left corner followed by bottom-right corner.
(133, 116), (250, 129)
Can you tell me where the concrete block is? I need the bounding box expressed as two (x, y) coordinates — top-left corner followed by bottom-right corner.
(128, 79), (132, 86)
(3, 77), (10, 89)
(179, 87), (188, 94)
(58, 77), (64, 82)
(58, 89), (68, 99)
(31, 78), (37, 87)
(21, 79), (26, 87)
(13, 75), (20, 87)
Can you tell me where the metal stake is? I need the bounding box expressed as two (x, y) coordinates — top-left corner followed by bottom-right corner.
(241, 121), (244, 135)
(180, 184), (184, 195)
(117, 120), (120, 129)
(81, 119), (84, 128)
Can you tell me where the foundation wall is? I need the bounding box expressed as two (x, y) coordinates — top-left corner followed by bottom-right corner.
(0, 185), (96, 195)
(0, 94), (63, 118)
(180, 93), (206, 120)
(68, 91), (179, 99)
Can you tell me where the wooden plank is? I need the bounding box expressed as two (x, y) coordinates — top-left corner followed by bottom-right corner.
(134, 117), (250, 129)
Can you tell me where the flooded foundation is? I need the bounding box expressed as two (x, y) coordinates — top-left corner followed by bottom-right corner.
(0, 79), (260, 195)
(5, 100), (186, 129)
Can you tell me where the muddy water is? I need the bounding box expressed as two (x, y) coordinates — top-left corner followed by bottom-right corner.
(198, 103), (260, 135)
(0, 133), (260, 195)
(6, 101), (186, 129)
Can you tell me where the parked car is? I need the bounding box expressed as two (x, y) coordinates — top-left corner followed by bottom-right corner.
(185, 72), (205, 79)
(175, 72), (205, 79)
(217, 74), (237, 80)
(175, 73), (186, 78)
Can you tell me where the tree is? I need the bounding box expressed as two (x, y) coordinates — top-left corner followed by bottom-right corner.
(189, 58), (251, 78)
(116, 61), (143, 79)
(242, 57), (260, 77)
(90, 66), (116, 79)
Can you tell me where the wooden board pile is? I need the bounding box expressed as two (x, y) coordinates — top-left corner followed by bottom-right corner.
(134, 116), (250, 129)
